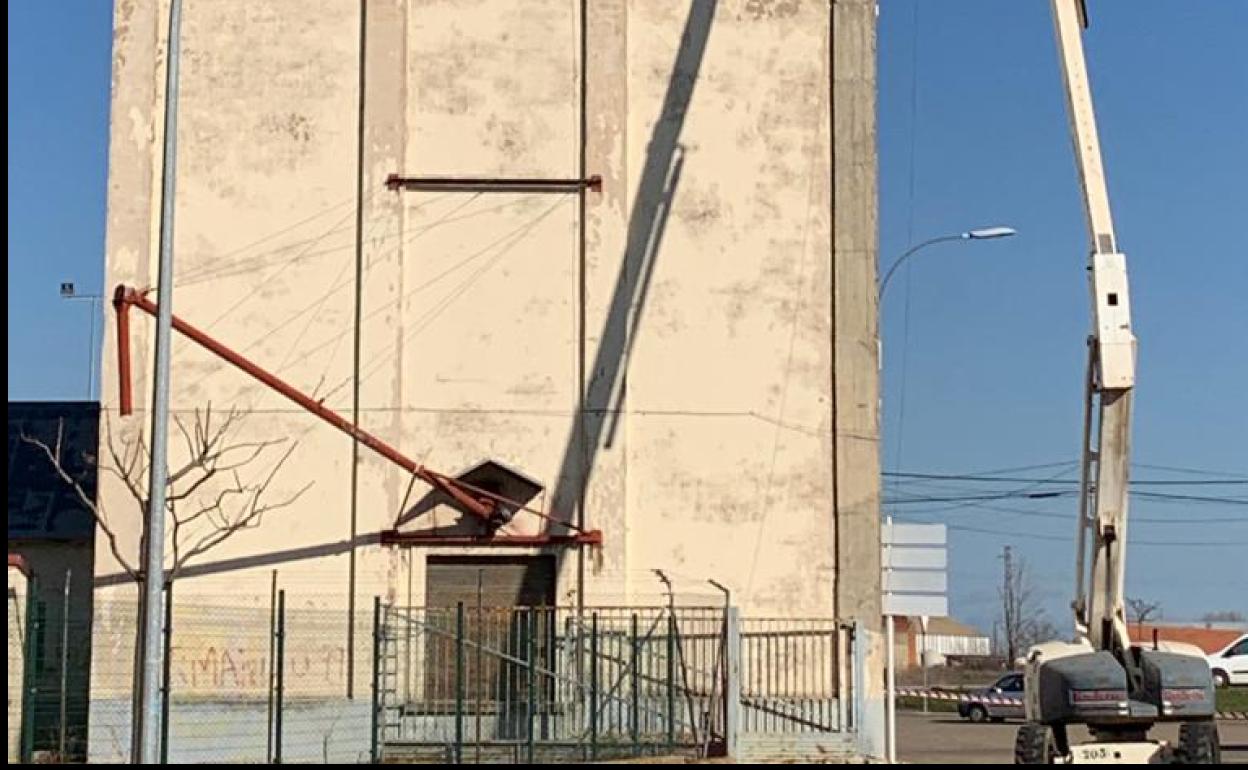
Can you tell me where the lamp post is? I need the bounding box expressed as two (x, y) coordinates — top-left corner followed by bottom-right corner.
(60, 282), (103, 399)
(876, 225), (1017, 763)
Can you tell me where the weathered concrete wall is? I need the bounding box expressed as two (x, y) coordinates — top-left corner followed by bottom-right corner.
(97, 0), (879, 706)
(830, 0), (880, 628)
(8, 566), (27, 762)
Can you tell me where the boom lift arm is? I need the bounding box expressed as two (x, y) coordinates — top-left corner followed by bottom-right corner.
(1052, 0), (1136, 671)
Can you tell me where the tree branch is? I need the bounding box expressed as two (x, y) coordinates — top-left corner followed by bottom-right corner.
(27, 405), (308, 587)
(21, 428), (140, 583)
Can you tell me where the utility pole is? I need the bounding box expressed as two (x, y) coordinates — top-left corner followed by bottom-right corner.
(1001, 545), (1016, 665)
(138, 0), (183, 761)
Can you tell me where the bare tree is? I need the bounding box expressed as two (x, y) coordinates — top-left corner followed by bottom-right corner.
(23, 405), (310, 758)
(1000, 546), (1058, 664)
(22, 405), (311, 588)
(1200, 610), (1246, 624)
(1127, 597), (1163, 638)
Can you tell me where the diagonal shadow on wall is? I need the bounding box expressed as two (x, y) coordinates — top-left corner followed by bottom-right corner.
(548, 0), (718, 546)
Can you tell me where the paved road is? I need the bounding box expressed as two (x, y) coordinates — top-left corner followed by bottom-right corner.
(898, 712), (1248, 764)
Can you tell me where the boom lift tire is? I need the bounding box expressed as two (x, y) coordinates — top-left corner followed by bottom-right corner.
(1014, 723), (1058, 765)
(1175, 721), (1221, 765)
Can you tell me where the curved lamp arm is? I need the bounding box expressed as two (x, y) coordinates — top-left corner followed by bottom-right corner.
(878, 227), (1017, 301)
(878, 235), (967, 300)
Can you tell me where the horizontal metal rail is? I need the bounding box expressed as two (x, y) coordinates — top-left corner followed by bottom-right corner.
(385, 174), (602, 194)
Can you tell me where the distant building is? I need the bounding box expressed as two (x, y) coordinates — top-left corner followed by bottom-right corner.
(1127, 622), (1245, 655)
(893, 616), (992, 669)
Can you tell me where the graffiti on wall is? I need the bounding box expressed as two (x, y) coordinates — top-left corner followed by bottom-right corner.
(174, 641), (348, 695)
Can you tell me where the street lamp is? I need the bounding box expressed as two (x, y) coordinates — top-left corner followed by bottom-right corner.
(876, 224), (1018, 489)
(878, 226), (1017, 301)
(876, 226), (1015, 763)
(60, 282), (104, 399)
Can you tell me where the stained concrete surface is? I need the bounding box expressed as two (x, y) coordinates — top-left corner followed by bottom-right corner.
(898, 711), (1248, 764)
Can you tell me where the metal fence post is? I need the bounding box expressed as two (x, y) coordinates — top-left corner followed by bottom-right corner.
(160, 580), (173, 764)
(274, 589), (286, 765)
(455, 601), (464, 764)
(666, 612), (675, 749)
(266, 571), (277, 763)
(20, 586), (39, 758)
(851, 621), (864, 734)
(723, 607), (741, 760)
(370, 596), (381, 764)
(21, 592), (43, 764)
(526, 609), (536, 764)
(59, 571), (71, 761)
(836, 623), (847, 731)
(589, 612), (599, 762)
(630, 613), (640, 756)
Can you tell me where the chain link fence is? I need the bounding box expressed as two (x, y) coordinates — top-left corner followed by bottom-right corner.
(11, 581), (374, 764)
(7, 580), (858, 764)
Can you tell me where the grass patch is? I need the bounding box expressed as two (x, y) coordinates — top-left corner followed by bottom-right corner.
(896, 695), (959, 714)
(1218, 687), (1248, 712)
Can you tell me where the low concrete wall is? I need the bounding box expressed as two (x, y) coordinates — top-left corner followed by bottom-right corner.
(88, 697), (371, 763)
(735, 732), (859, 763)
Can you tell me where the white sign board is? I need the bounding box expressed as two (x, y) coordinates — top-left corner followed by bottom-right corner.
(883, 523), (947, 546)
(882, 570), (947, 594)
(881, 521), (948, 618)
(881, 521), (948, 766)
(881, 546), (946, 570)
(882, 593), (948, 617)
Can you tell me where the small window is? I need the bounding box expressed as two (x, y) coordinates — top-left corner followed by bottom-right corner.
(1107, 293), (1119, 306)
(1228, 639), (1248, 657)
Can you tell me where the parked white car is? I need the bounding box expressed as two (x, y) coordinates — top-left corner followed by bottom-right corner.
(1208, 634), (1248, 688)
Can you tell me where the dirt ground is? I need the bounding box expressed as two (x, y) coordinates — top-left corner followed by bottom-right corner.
(898, 712), (1248, 764)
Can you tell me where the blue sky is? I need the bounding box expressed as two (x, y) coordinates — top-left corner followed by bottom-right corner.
(877, 1), (1247, 631)
(8, 1), (1246, 631)
(8, 1), (112, 400)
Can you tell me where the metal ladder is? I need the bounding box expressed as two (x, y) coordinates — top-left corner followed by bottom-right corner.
(376, 608), (404, 746)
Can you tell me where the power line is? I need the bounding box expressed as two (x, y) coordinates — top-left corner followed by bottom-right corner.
(1134, 490), (1248, 504)
(885, 489), (1248, 506)
(895, 497), (1247, 525)
(884, 471), (1248, 486)
(1134, 462), (1248, 479)
(889, 0), (923, 481)
(895, 518), (1247, 548)
(884, 462), (1081, 518)
(952, 460), (1079, 476)
(886, 490), (1072, 504)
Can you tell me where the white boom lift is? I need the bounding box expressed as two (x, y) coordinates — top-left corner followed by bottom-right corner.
(1015, 1), (1221, 764)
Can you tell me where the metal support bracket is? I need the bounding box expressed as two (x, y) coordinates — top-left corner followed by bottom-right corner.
(385, 174), (602, 194)
(111, 284), (603, 549)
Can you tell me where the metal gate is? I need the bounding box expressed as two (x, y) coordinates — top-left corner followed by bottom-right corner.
(739, 618), (856, 733)
(731, 617), (862, 763)
(373, 604), (728, 763)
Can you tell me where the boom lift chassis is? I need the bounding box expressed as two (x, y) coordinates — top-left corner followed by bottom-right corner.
(1015, 2), (1219, 764)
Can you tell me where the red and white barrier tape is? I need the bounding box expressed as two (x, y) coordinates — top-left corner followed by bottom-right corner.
(893, 687), (1247, 720)
(895, 687), (1019, 706)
